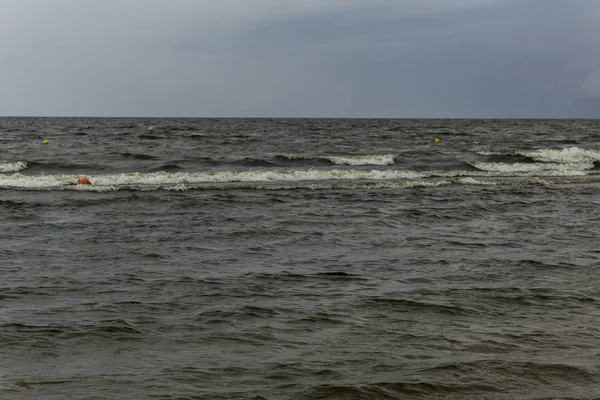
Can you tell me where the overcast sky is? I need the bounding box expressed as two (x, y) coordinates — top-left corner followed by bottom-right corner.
(1, 0), (599, 117)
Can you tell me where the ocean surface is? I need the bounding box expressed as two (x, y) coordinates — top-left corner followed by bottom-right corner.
(2, 118), (600, 400)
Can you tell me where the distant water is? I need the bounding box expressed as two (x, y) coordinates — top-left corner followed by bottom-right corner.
(2, 118), (600, 399)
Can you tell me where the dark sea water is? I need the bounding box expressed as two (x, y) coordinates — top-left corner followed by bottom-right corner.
(2, 118), (600, 399)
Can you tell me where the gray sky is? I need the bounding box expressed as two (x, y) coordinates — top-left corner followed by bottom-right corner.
(1, 0), (599, 117)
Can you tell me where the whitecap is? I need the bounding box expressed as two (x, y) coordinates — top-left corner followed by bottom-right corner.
(0, 161), (27, 173)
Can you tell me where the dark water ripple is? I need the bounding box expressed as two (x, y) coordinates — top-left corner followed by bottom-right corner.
(2, 119), (600, 398)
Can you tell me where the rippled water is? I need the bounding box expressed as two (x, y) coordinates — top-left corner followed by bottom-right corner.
(2, 118), (600, 399)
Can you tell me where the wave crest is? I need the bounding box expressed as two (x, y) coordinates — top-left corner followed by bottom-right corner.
(478, 147), (600, 168)
(0, 161), (27, 173)
(281, 154), (395, 166)
(470, 162), (587, 176)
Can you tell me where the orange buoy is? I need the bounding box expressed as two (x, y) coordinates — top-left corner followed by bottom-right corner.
(77, 177), (92, 185)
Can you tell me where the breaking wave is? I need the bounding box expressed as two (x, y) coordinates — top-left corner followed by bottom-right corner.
(0, 161), (27, 173)
(470, 162), (587, 176)
(474, 147), (600, 175)
(0, 169), (423, 191)
(0, 167), (580, 192)
(279, 154), (395, 166)
(478, 147), (600, 169)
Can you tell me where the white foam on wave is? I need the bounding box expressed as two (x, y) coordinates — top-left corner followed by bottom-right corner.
(402, 180), (450, 189)
(525, 177), (553, 186)
(522, 147), (600, 165)
(0, 161), (27, 173)
(324, 154), (395, 166)
(94, 169), (422, 185)
(0, 173), (67, 188)
(283, 154), (395, 166)
(166, 183), (189, 191)
(0, 165), (590, 192)
(455, 177), (497, 186)
(0, 169), (424, 190)
(477, 147), (600, 171)
(470, 162), (587, 176)
(0, 173), (115, 191)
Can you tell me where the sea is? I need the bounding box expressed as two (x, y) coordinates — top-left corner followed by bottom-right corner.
(2, 117), (600, 400)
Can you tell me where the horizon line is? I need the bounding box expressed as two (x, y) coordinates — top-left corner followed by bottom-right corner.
(1, 115), (599, 120)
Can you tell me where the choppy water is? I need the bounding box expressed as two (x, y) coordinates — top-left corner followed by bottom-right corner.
(2, 118), (600, 399)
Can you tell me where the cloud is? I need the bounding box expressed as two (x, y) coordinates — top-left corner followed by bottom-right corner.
(0, 0), (599, 117)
